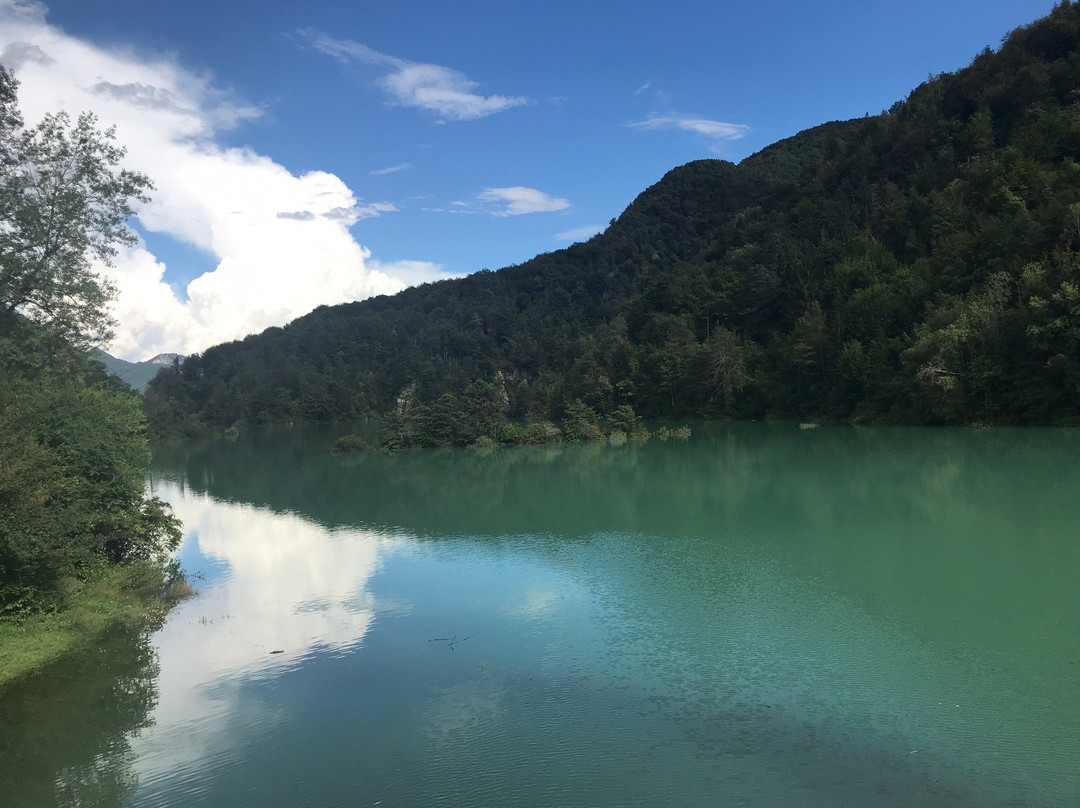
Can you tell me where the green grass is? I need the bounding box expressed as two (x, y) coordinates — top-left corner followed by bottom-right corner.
(0, 563), (194, 689)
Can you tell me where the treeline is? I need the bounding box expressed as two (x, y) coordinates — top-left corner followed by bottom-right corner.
(149, 2), (1080, 432)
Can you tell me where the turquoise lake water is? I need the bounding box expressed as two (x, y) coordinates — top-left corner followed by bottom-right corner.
(2, 423), (1077, 807)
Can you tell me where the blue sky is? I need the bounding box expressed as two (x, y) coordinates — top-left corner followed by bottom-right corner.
(0, 0), (1058, 358)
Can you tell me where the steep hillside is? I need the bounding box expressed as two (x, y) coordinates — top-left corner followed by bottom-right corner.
(148, 3), (1080, 434)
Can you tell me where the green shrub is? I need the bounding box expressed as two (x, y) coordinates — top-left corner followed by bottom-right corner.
(330, 434), (368, 453)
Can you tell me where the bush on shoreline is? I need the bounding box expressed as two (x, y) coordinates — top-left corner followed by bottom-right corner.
(0, 561), (193, 690)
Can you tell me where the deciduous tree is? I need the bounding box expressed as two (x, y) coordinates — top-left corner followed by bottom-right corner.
(0, 65), (151, 350)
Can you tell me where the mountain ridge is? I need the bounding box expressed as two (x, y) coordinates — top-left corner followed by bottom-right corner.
(147, 3), (1080, 435)
(95, 351), (183, 393)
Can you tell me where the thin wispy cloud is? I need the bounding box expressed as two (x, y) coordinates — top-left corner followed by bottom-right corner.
(277, 201), (396, 222)
(555, 224), (604, 242)
(370, 162), (411, 175)
(368, 259), (460, 286)
(629, 114), (750, 149)
(354, 201), (398, 219)
(300, 29), (528, 122)
(478, 186), (570, 217)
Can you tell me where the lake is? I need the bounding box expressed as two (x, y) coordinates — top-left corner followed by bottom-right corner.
(2, 423), (1078, 807)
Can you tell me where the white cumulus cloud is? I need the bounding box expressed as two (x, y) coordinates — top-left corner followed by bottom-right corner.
(478, 186), (570, 217)
(0, 2), (441, 360)
(301, 29), (528, 122)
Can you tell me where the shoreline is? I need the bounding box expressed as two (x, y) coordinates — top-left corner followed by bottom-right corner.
(0, 563), (193, 691)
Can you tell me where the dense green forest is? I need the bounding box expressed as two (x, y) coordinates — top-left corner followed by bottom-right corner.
(150, 3), (1080, 436)
(0, 64), (183, 676)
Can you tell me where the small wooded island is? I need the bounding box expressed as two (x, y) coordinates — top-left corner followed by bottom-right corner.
(4, 3), (1080, 685)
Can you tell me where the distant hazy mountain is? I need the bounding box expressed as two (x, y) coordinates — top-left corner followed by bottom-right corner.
(95, 351), (183, 392)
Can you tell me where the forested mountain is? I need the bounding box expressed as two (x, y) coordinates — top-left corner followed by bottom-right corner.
(149, 3), (1080, 434)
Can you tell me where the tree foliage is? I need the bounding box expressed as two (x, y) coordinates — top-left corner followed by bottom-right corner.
(0, 65), (151, 350)
(0, 339), (180, 614)
(151, 3), (1080, 430)
(0, 67), (179, 617)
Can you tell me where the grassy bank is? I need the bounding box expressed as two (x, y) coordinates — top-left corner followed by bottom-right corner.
(0, 563), (193, 689)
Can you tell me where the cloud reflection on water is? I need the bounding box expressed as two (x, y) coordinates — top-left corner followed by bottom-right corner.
(131, 480), (402, 785)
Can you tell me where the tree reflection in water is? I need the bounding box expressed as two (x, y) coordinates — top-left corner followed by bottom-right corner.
(0, 623), (161, 808)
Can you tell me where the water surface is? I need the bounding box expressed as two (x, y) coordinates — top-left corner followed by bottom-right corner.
(2, 423), (1077, 807)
